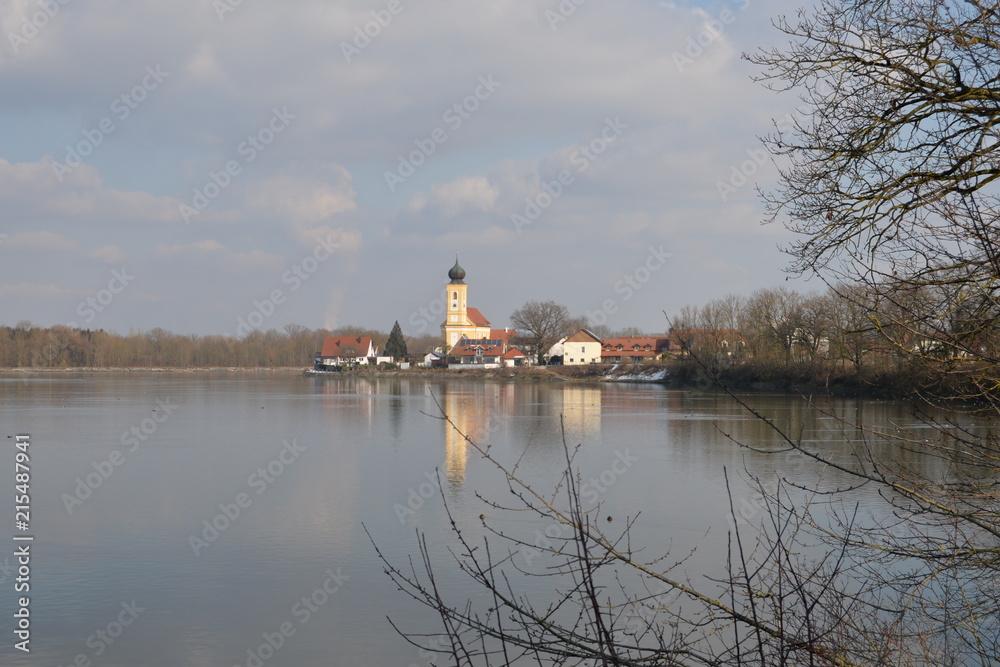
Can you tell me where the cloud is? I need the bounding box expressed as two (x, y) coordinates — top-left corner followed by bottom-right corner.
(0, 230), (77, 252)
(152, 240), (284, 272)
(0, 0), (798, 334)
(0, 158), (190, 225)
(244, 166), (362, 250)
(408, 176), (499, 217)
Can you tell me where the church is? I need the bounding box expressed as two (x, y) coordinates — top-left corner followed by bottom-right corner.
(441, 255), (492, 349)
(440, 256), (521, 365)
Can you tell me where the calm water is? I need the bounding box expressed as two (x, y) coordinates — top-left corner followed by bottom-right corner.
(0, 373), (959, 666)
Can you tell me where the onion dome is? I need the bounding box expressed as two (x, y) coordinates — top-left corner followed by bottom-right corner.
(448, 255), (466, 284)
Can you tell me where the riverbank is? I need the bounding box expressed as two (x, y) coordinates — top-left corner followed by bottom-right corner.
(0, 361), (960, 399)
(0, 366), (309, 373)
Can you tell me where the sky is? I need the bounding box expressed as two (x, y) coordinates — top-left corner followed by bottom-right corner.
(0, 0), (810, 338)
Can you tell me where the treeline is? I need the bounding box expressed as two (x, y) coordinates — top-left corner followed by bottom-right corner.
(669, 284), (989, 393)
(671, 285), (880, 367)
(0, 322), (437, 369)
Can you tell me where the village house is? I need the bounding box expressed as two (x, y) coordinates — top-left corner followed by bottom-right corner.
(561, 329), (604, 365)
(314, 336), (390, 369)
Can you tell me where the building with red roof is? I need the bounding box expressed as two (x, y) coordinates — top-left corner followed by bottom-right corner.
(315, 336), (384, 369)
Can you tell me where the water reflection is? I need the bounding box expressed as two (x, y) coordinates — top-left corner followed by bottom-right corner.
(561, 385), (602, 439)
(0, 373), (982, 667)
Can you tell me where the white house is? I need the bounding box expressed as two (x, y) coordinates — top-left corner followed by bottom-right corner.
(562, 329), (603, 365)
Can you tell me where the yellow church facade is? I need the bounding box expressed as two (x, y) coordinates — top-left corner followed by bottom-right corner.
(440, 256), (493, 349)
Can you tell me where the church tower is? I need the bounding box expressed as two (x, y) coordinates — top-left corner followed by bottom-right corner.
(442, 255), (469, 349)
(438, 255), (499, 354)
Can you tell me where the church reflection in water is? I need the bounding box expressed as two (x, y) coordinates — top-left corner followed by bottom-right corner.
(437, 382), (520, 491)
(437, 382), (604, 491)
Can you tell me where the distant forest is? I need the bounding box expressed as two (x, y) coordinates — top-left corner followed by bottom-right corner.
(0, 322), (445, 368)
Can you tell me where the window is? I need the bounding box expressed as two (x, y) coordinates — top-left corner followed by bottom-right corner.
(581, 346), (586, 353)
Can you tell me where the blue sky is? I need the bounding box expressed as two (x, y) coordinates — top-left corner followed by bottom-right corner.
(0, 0), (806, 337)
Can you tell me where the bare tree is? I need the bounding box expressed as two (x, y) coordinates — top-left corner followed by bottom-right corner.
(748, 0), (1000, 394)
(510, 300), (571, 364)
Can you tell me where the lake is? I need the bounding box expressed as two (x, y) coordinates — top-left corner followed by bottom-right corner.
(0, 372), (957, 666)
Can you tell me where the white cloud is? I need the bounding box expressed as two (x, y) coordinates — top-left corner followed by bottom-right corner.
(408, 176), (499, 217)
(244, 166), (362, 251)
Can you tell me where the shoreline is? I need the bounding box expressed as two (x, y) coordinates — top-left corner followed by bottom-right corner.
(0, 366), (310, 373)
(0, 364), (925, 398)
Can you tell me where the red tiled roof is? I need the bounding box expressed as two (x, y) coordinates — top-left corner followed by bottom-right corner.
(449, 339), (505, 357)
(599, 337), (669, 358)
(490, 328), (518, 346)
(502, 348), (525, 359)
(320, 336), (375, 357)
(467, 307), (491, 327)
